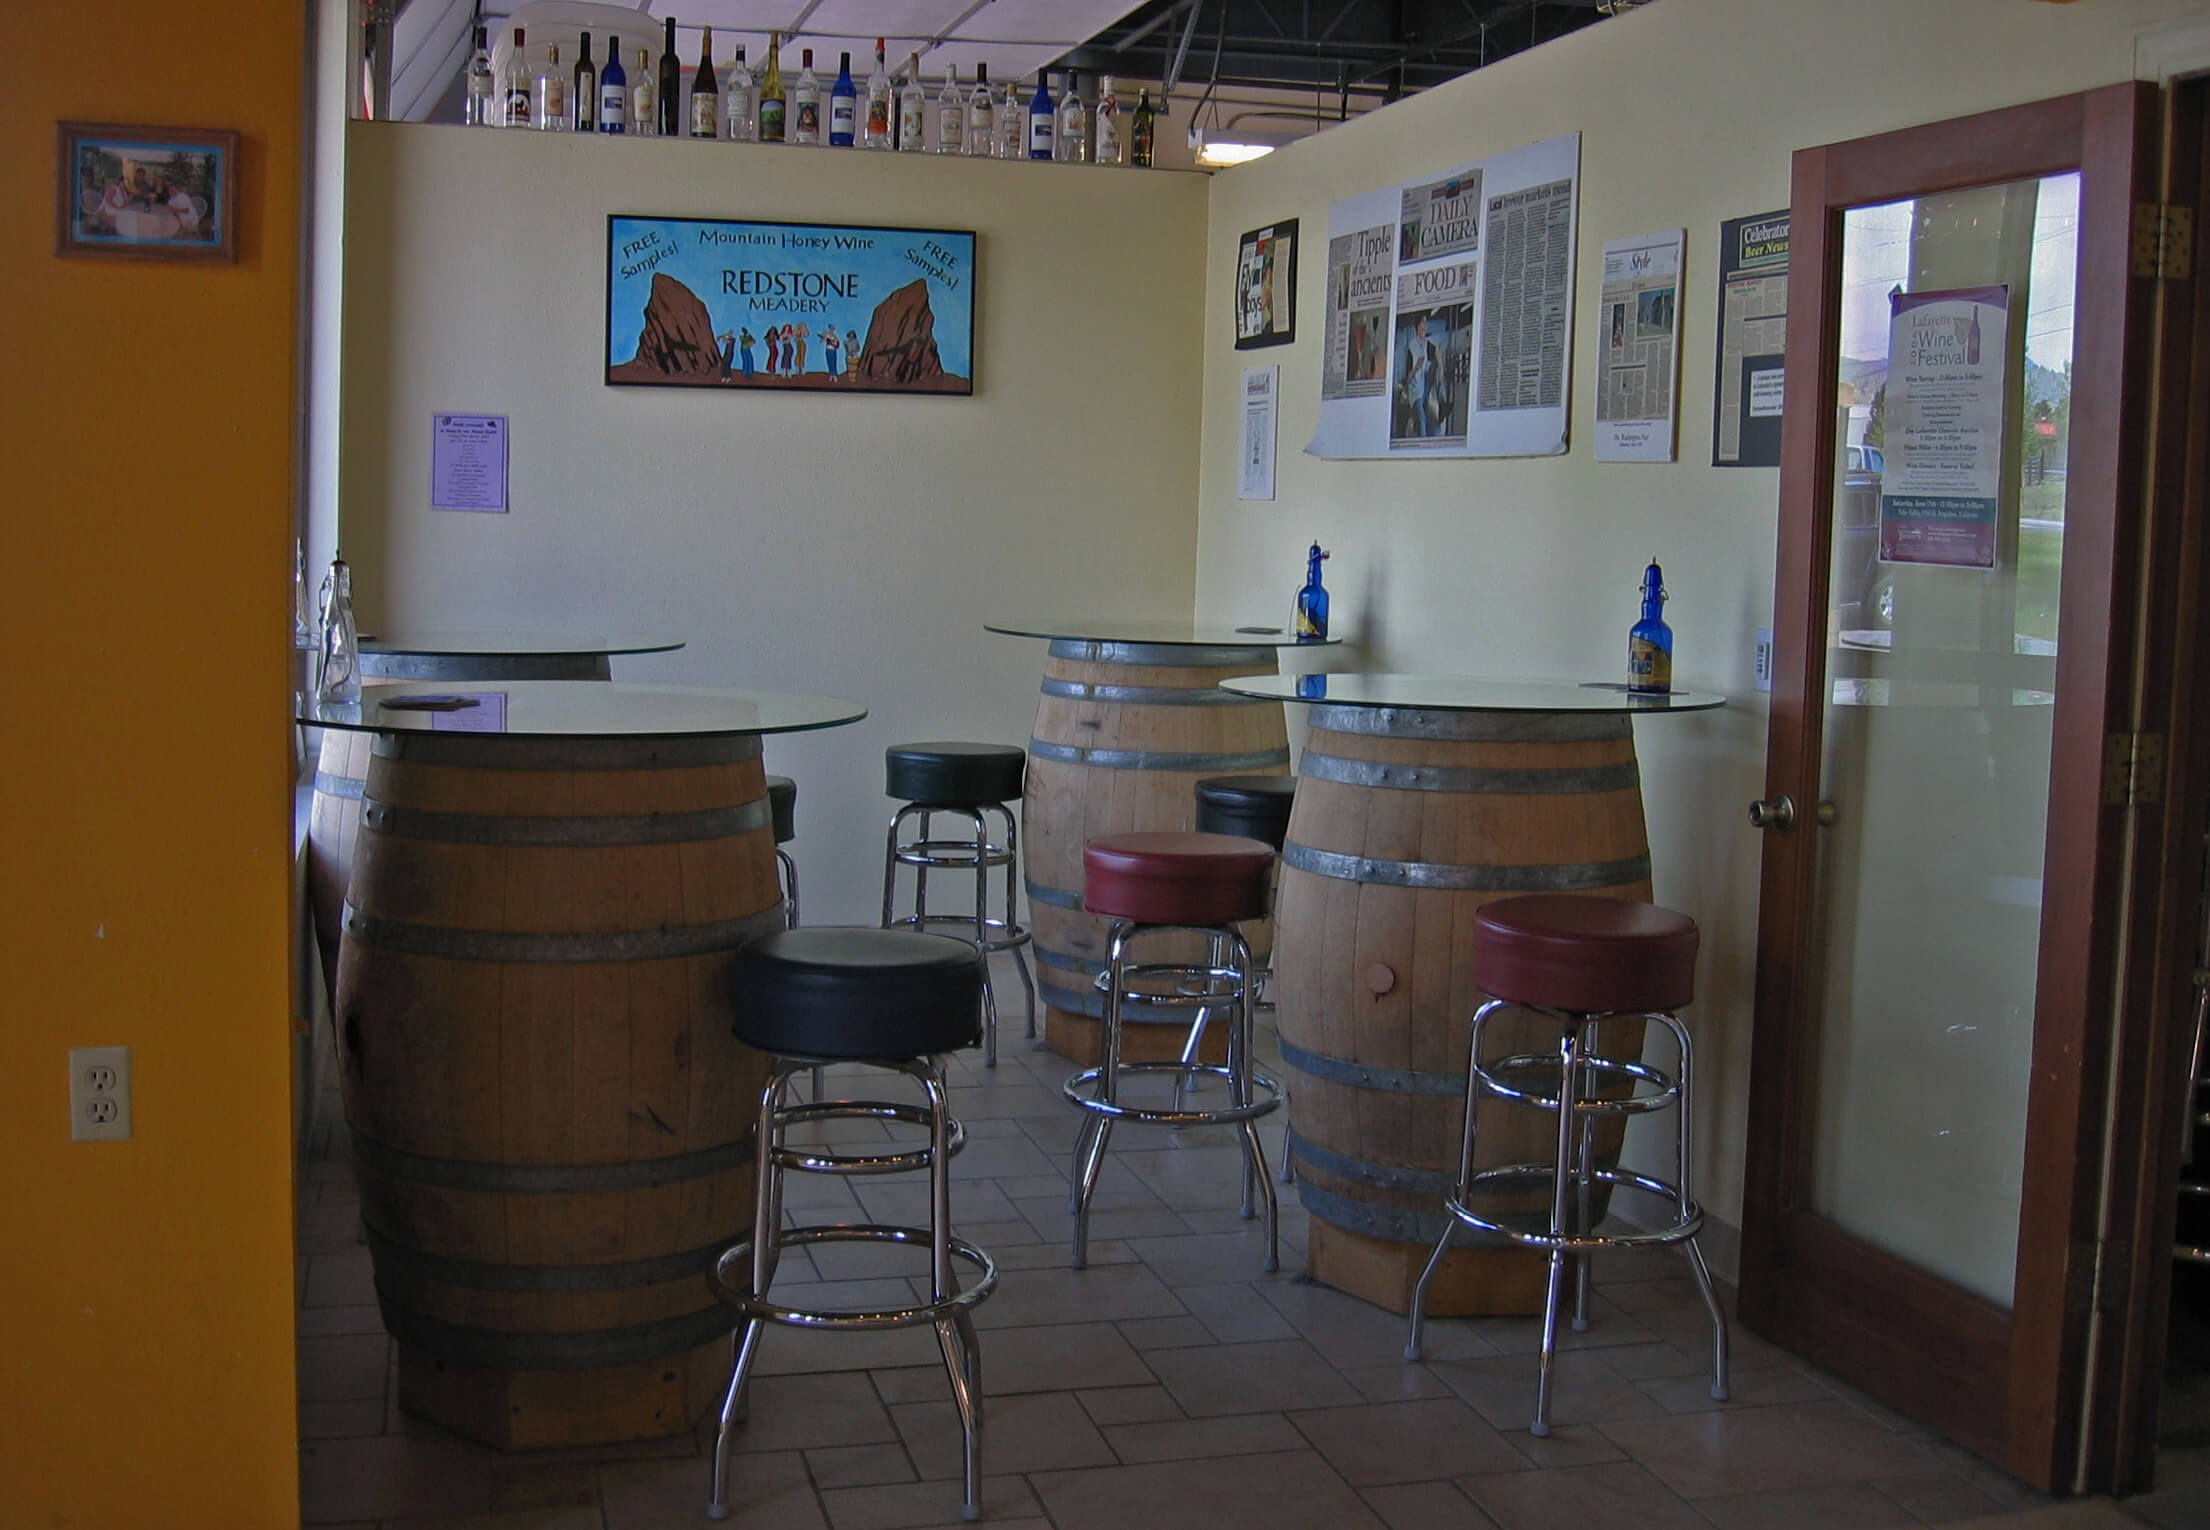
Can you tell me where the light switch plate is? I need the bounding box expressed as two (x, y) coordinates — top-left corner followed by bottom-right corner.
(1753, 629), (1775, 693)
(69, 1045), (131, 1141)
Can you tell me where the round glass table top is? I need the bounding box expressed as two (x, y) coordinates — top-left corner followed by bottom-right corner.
(1219, 673), (1727, 714)
(301, 682), (866, 737)
(356, 628), (684, 658)
(986, 617), (1341, 649)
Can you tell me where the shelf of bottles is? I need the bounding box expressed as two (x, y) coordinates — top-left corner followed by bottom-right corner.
(462, 19), (1160, 169)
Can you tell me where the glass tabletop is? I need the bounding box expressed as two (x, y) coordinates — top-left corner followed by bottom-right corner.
(986, 617), (1341, 649)
(1219, 673), (1728, 714)
(301, 682), (866, 737)
(356, 628), (685, 658)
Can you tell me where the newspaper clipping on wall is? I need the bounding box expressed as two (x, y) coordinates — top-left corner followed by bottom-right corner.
(1593, 229), (1684, 463)
(1308, 132), (1580, 459)
(1712, 209), (1789, 467)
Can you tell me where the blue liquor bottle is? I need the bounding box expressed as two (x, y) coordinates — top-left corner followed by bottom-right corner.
(599, 37), (627, 133)
(1294, 542), (1330, 643)
(829, 51), (857, 145)
(1027, 70), (1056, 159)
(1627, 558), (1673, 695)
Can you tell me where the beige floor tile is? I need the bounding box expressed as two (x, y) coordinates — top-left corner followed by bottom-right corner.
(1031, 1448), (1386, 1530)
(957, 1216), (1044, 1248)
(297, 1198), (367, 1254)
(297, 1333), (390, 1404)
(487, 1462), (597, 1511)
(1429, 1348), (1662, 1433)
(974, 1318), (1158, 1393)
(1938, 1506), (2150, 1530)
(1695, 1480), (1918, 1529)
(1262, 1279), (1495, 1368)
(1871, 1471), (2009, 1522)
(749, 1322), (944, 1377)
(1597, 1399), (1944, 1499)
(819, 1473), (1038, 1530)
(1079, 1383), (1184, 1425)
(964, 1259), (1187, 1329)
(1340, 1362), (1461, 1404)
(297, 1303), (387, 1337)
(1017, 1196), (1197, 1243)
(1125, 1231), (1292, 1289)
(304, 1250), (380, 1307)
(1359, 1481), (1501, 1530)
(892, 1390), (1116, 1478)
(1290, 1397), (1527, 1485)
(298, 1398), (384, 1440)
(379, 1509), (604, 1530)
(1177, 1280), (1302, 1343)
(1117, 1315), (1219, 1349)
(1461, 1460), (1713, 1530)
(943, 1082), (1069, 1120)
(602, 1450), (822, 1530)
(1145, 1338), (1363, 1417)
(723, 1371), (899, 1454)
(946, 1133), (1060, 1181)
(1602, 1341), (1720, 1382)
(299, 1434), (491, 1523)
(1103, 1411), (1306, 1463)
(1495, 1422), (1629, 1469)
(986, 1236), (1136, 1269)
(854, 1178), (1019, 1226)
(1465, 1294), (1661, 1357)
(1115, 1143), (1276, 1212)
(807, 1442), (917, 1490)
(1637, 1363), (1829, 1415)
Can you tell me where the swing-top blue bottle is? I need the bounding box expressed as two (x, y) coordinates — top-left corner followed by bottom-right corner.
(1627, 558), (1673, 695)
(1294, 543), (1331, 643)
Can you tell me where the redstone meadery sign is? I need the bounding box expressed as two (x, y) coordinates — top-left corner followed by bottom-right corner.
(604, 216), (976, 396)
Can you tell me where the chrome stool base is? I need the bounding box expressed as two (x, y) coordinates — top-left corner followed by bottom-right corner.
(883, 803), (1039, 1068)
(709, 1054), (998, 1522)
(1404, 999), (1728, 1437)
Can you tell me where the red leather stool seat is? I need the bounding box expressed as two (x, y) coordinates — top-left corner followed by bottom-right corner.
(1084, 832), (1275, 926)
(1474, 895), (1698, 1014)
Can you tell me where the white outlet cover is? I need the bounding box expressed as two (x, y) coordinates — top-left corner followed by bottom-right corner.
(69, 1045), (131, 1142)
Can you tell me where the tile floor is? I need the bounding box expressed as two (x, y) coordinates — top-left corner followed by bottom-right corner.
(297, 966), (2210, 1530)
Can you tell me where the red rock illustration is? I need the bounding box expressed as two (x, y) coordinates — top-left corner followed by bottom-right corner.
(611, 273), (723, 380)
(857, 279), (947, 386)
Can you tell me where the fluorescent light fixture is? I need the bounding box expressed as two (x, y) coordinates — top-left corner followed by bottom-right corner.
(1189, 123), (1290, 168)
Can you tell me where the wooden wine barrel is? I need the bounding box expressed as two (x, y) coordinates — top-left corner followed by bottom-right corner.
(305, 649), (613, 1005)
(1023, 639), (1289, 1064)
(1273, 704), (1654, 1317)
(334, 728), (779, 1450)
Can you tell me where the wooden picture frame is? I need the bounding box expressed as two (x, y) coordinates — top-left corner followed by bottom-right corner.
(56, 121), (238, 263)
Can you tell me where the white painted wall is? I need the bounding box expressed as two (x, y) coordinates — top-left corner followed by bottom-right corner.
(340, 124), (1209, 923)
(1191, 0), (2208, 1233)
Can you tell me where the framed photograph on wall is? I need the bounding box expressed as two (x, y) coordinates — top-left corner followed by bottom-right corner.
(56, 121), (238, 262)
(605, 215), (976, 396)
(1235, 218), (1297, 350)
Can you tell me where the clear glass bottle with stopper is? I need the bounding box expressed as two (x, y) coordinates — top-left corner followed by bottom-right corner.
(316, 553), (362, 706)
(1627, 558), (1673, 695)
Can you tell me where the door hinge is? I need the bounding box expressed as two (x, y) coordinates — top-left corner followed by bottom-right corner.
(2102, 731), (2166, 807)
(2066, 1238), (2132, 1314)
(2133, 202), (2194, 281)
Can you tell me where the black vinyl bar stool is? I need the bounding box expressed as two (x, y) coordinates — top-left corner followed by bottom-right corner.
(881, 742), (1038, 1069)
(709, 928), (998, 1523)
(1187, 776), (1297, 1176)
(767, 774), (800, 927)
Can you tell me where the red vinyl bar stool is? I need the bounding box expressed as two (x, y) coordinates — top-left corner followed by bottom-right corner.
(1404, 894), (1729, 1436)
(1064, 832), (1286, 1272)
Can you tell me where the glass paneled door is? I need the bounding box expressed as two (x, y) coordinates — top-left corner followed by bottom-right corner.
(1740, 85), (2157, 1492)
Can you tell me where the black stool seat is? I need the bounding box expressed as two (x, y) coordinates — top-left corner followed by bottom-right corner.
(886, 742), (1025, 806)
(733, 928), (983, 1060)
(765, 775), (798, 844)
(1195, 774), (1296, 852)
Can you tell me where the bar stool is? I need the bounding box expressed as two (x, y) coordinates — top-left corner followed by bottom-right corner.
(1404, 894), (1729, 1437)
(766, 774), (800, 926)
(882, 742), (1038, 1069)
(1188, 777), (1297, 1176)
(708, 928), (997, 1523)
(1064, 832), (1286, 1272)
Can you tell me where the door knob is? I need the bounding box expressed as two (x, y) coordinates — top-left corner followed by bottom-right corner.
(1748, 795), (1796, 831)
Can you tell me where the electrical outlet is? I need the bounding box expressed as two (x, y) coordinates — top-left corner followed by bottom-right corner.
(1753, 629), (1775, 693)
(69, 1045), (131, 1142)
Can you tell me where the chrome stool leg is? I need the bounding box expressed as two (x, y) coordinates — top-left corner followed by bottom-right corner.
(1406, 999), (1504, 1362)
(1654, 1010), (1728, 1400)
(994, 805), (1040, 1045)
(1227, 927), (1279, 1271)
(884, 802), (1034, 1072)
(709, 1067), (784, 1519)
(1531, 1022), (1582, 1437)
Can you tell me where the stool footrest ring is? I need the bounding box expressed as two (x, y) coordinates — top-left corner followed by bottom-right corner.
(1063, 1062), (1285, 1127)
(1474, 1052), (1682, 1117)
(711, 1226), (999, 1330)
(1443, 1164), (1704, 1250)
(888, 912), (1032, 957)
(769, 1098), (967, 1176)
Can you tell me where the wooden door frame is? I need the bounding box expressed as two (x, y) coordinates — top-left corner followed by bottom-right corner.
(1739, 81), (2159, 1491)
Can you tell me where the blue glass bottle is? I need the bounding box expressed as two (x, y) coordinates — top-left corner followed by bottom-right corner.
(829, 51), (857, 145)
(1027, 70), (1055, 159)
(1294, 542), (1330, 642)
(1627, 558), (1673, 695)
(599, 37), (627, 133)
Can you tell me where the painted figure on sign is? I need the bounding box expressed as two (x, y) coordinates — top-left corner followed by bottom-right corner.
(793, 322), (810, 375)
(738, 327), (757, 376)
(763, 325), (783, 375)
(821, 327), (841, 377)
(844, 330), (860, 382)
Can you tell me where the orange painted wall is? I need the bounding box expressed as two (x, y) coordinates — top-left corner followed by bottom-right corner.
(0, 2), (303, 1525)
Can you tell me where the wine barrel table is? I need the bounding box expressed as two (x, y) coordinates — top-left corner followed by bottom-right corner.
(304, 681), (863, 1451)
(1220, 674), (1725, 1318)
(305, 630), (683, 1003)
(985, 619), (1337, 1065)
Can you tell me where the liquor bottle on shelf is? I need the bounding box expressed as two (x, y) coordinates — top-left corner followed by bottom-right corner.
(535, 43), (568, 131)
(316, 553), (362, 707)
(723, 44), (754, 140)
(503, 27), (531, 127)
(829, 51), (857, 145)
(934, 64), (963, 154)
(689, 27), (719, 137)
(292, 539), (315, 651)
(865, 39), (893, 148)
(897, 53), (926, 152)
(1294, 543), (1331, 642)
(1027, 70), (1055, 159)
(997, 77), (1024, 158)
(793, 48), (820, 144)
(758, 33), (786, 142)
(465, 24), (495, 126)
(599, 36), (627, 133)
(658, 17), (680, 136)
(1055, 70), (1090, 163)
(573, 33), (596, 133)
(1131, 88), (1156, 167)
(631, 48), (656, 135)
(1094, 74), (1123, 165)
(966, 64), (995, 156)
(1627, 559), (1673, 695)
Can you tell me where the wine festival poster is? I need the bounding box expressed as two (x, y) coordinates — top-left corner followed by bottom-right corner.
(605, 216), (975, 397)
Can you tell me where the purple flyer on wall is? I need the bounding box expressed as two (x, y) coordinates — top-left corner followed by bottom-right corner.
(430, 413), (508, 513)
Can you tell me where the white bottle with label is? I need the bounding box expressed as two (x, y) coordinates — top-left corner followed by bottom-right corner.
(1094, 75), (1123, 165)
(934, 65), (963, 154)
(630, 49), (656, 136)
(897, 53), (927, 152)
(535, 44), (568, 131)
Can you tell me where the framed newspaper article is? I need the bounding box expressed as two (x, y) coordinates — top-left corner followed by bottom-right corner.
(1235, 219), (1297, 350)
